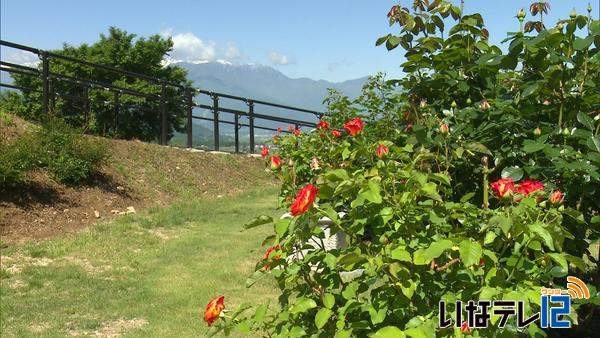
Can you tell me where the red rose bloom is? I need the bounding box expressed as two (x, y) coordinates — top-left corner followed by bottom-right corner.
(343, 118), (364, 136)
(549, 190), (564, 205)
(332, 130), (342, 138)
(270, 156), (281, 170)
(287, 125), (294, 131)
(375, 144), (389, 158)
(263, 245), (281, 270)
(204, 296), (225, 326)
(461, 321), (471, 334)
(293, 129), (301, 135)
(490, 178), (514, 198)
(317, 120), (329, 130)
(290, 184), (319, 216)
(260, 146), (269, 158)
(515, 180), (544, 196)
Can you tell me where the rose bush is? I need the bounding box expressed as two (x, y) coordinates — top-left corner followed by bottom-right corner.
(203, 1), (599, 337)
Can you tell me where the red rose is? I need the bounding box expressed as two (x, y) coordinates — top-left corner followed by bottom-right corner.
(260, 146), (269, 158)
(290, 184), (318, 216)
(204, 296), (225, 326)
(317, 120), (329, 130)
(461, 321), (471, 334)
(375, 144), (389, 158)
(293, 129), (301, 135)
(263, 245), (281, 270)
(332, 130), (342, 138)
(549, 190), (564, 205)
(270, 156), (281, 170)
(287, 125), (294, 131)
(343, 118), (364, 136)
(490, 178), (514, 198)
(515, 180), (544, 196)
(277, 127), (283, 132)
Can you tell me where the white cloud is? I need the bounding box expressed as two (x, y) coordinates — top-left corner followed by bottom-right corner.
(268, 52), (291, 65)
(2, 49), (40, 67)
(161, 30), (216, 63)
(225, 42), (241, 60)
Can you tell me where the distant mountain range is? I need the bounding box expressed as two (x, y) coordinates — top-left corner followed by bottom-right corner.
(178, 61), (368, 111)
(169, 61), (368, 149)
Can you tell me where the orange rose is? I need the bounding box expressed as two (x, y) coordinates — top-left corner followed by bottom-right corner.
(515, 180), (544, 196)
(461, 321), (471, 334)
(439, 123), (449, 134)
(290, 184), (319, 216)
(203, 296), (225, 326)
(375, 144), (389, 158)
(260, 146), (269, 158)
(549, 190), (564, 205)
(490, 178), (514, 198)
(270, 156), (282, 170)
(263, 245), (281, 270)
(316, 120), (329, 130)
(343, 118), (364, 136)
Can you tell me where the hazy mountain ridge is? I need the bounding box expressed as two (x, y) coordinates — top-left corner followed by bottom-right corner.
(178, 62), (367, 111)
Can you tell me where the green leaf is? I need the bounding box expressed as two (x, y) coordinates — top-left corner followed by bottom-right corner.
(460, 192), (475, 202)
(413, 239), (453, 265)
(290, 297), (317, 314)
(326, 169), (349, 181)
(459, 240), (482, 267)
(323, 293), (335, 309)
(523, 139), (546, 153)
(391, 246), (412, 262)
(254, 304), (268, 323)
(573, 35), (594, 50)
(431, 173), (451, 186)
(315, 308), (333, 329)
(334, 330), (353, 338)
(501, 166), (524, 181)
(546, 253), (568, 271)
(587, 136), (600, 152)
(421, 182), (442, 202)
(529, 223), (555, 250)
(337, 252), (367, 267)
(376, 34), (391, 46)
(369, 305), (387, 325)
(466, 142), (492, 156)
(577, 112), (595, 131)
(522, 82), (539, 97)
(242, 215), (273, 230)
(488, 214), (511, 236)
(373, 326), (405, 338)
(246, 269), (267, 288)
(386, 36), (401, 50)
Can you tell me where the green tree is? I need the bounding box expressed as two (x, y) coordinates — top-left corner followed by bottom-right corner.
(8, 27), (191, 141)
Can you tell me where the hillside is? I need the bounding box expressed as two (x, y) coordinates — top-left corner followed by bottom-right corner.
(0, 113), (275, 241)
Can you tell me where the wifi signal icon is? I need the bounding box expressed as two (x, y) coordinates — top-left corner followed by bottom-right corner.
(565, 276), (590, 299)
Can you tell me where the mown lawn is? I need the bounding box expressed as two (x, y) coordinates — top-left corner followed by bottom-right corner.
(0, 187), (281, 337)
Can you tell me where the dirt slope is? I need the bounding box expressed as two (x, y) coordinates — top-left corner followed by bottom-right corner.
(0, 114), (275, 242)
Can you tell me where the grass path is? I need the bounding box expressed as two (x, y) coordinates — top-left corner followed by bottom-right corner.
(0, 188), (281, 337)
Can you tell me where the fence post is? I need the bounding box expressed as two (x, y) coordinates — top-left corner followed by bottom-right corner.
(48, 78), (55, 114)
(234, 113), (240, 153)
(186, 89), (193, 149)
(212, 94), (220, 151)
(160, 83), (167, 145)
(113, 91), (120, 137)
(41, 51), (50, 116)
(248, 100), (255, 154)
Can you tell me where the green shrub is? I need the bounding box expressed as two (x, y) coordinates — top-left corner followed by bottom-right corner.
(32, 119), (109, 183)
(0, 140), (33, 185)
(0, 119), (109, 185)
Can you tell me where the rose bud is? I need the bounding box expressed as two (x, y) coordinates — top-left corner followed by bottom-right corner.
(375, 144), (389, 158)
(549, 190), (564, 205)
(204, 296), (225, 326)
(439, 123), (449, 134)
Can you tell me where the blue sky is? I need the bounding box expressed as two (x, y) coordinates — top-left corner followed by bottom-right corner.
(1, 1), (597, 82)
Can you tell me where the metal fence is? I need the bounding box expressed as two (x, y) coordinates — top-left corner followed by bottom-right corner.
(0, 40), (324, 153)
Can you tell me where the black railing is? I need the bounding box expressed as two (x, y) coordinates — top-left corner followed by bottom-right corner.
(0, 40), (324, 153)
